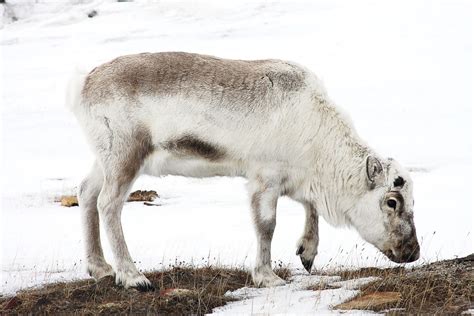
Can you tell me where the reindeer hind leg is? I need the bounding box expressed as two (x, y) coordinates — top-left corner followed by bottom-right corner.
(78, 161), (114, 280)
(96, 127), (155, 291)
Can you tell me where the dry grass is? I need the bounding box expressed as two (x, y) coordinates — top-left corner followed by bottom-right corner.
(0, 266), (290, 315)
(332, 255), (473, 314)
(56, 190), (159, 207)
(1, 256), (471, 314)
(126, 190), (159, 203)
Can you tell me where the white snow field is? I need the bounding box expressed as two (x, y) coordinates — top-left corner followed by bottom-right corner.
(1, 0), (472, 313)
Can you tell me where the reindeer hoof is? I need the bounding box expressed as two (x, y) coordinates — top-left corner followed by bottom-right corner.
(296, 238), (318, 273)
(300, 257), (314, 273)
(296, 245), (304, 255)
(87, 261), (115, 280)
(116, 271), (154, 291)
(135, 281), (155, 292)
(252, 267), (286, 287)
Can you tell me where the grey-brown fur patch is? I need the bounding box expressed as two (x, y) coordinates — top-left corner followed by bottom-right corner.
(251, 191), (276, 240)
(164, 134), (225, 161)
(82, 52), (307, 107)
(384, 191), (420, 262)
(118, 126), (154, 185)
(251, 190), (262, 216)
(304, 203), (318, 239)
(79, 175), (104, 261)
(250, 178), (278, 240)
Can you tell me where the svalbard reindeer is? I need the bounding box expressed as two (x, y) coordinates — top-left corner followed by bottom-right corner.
(68, 52), (420, 291)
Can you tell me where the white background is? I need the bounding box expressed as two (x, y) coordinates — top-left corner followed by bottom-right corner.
(1, 1), (472, 305)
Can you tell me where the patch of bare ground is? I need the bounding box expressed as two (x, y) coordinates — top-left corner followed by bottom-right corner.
(0, 266), (290, 315)
(57, 190), (159, 207)
(332, 254), (473, 314)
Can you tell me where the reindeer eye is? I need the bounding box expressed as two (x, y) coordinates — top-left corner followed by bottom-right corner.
(387, 199), (397, 209)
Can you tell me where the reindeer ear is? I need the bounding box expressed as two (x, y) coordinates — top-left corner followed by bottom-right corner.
(366, 156), (384, 186)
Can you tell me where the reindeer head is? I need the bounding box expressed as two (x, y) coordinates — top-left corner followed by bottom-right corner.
(347, 156), (420, 263)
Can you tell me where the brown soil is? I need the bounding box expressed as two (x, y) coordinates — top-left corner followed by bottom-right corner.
(0, 266), (290, 315)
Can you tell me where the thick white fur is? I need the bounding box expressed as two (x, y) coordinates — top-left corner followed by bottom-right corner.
(69, 55), (416, 288)
(66, 68), (88, 111)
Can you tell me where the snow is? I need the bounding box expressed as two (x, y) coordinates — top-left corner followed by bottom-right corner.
(214, 274), (378, 314)
(1, 0), (472, 313)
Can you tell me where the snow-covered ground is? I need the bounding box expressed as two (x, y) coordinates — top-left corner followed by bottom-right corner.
(1, 0), (472, 312)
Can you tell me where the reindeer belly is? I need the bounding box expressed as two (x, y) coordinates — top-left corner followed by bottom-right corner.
(142, 150), (243, 178)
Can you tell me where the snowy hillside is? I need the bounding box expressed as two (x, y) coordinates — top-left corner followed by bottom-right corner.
(1, 0), (472, 312)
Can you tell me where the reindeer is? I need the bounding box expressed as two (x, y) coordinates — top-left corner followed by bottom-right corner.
(68, 52), (420, 291)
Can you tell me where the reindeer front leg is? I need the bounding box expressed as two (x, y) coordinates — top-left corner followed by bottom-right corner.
(249, 178), (286, 287)
(296, 203), (319, 273)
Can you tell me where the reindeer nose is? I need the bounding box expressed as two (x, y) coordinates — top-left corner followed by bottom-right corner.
(400, 238), (420, 263)
(402, 248), (419, 262)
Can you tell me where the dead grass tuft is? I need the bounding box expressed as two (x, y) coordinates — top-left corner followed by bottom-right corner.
(56, 190), (159, 207)
(334, 255), (473, 314)
(0, 265), (291, 315)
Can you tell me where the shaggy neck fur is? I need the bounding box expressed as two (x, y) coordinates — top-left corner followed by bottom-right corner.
(300, 95), (382, 227)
